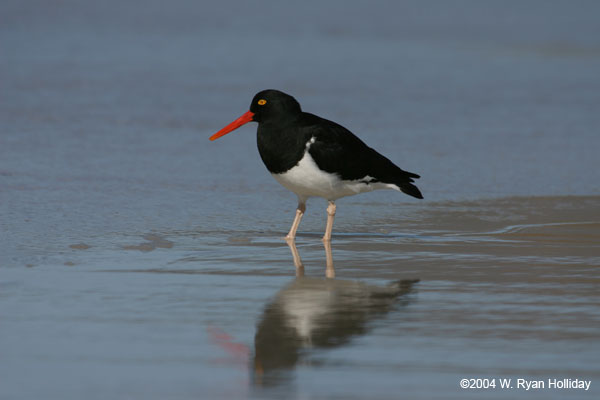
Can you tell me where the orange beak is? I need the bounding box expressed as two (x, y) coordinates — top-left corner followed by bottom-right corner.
(209, 110), (255, 141)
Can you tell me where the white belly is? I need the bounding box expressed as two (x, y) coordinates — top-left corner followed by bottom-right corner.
(272, 150), (396, 201)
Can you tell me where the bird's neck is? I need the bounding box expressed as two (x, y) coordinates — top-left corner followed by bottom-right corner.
(256, 118), (310, 174)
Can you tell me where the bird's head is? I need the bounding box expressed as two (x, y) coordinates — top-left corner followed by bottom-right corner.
(249, 89), (301, 123)
(210, 89), (301, 141)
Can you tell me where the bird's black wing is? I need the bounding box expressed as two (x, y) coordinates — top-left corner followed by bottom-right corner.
(300, 112), (423, 199)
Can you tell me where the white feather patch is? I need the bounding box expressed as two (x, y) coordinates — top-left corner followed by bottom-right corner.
(272, 144), (398, 201)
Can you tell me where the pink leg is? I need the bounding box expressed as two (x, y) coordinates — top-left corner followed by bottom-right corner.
(285, 202), (306, 241)
(322, 201), (336, 242)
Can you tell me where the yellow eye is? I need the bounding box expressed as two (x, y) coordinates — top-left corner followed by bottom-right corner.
(257, 99), (267, 105)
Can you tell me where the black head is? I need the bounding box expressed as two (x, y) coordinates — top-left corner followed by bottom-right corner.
(210, 89), (301, 141)
(249, 90), (302, 123)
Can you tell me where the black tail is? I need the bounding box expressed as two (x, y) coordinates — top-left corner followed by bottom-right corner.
(396, 170), (423, 199)
(399, 182), (423, 199)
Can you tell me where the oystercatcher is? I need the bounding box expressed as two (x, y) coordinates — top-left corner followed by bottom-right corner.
(210, 89), (423, 241)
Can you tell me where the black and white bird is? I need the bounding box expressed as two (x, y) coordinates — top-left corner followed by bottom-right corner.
(210, 89), (423, 241)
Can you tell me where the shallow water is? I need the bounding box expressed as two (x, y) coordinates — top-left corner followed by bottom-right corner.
(2, 196), (599, 399)
(2, 1), (600, 399)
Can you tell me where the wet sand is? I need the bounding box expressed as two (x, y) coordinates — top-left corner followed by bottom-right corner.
(2, 196), (599, 399)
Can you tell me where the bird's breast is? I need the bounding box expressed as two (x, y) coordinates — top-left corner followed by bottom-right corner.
(272, 149), (387, 201)
(256, 126), (308, 174)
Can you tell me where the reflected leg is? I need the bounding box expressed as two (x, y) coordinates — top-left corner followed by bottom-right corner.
(323, 239), (335, 278)
(285, 239), (305, 277)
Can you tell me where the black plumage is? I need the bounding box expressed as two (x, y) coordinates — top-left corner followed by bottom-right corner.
(252, 90), (423, 200)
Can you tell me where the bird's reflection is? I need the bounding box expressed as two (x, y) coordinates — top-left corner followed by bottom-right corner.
(252, 240), (418, 387)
